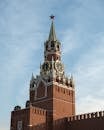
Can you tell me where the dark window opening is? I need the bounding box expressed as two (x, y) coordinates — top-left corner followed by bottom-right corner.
(51, 41), (54, 48)
(57, 45), (59, 50)
(46, 45), (48, 50)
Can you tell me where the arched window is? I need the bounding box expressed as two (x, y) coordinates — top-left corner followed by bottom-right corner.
(46, 45), (48, 50)
(57, 45), (59, 51)
(51, 41), (54, 48)
(45, 56), (47, 60)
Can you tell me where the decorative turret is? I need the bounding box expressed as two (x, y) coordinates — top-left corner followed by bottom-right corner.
(70, 75), (75, 88)
(30, 73), (35, 85)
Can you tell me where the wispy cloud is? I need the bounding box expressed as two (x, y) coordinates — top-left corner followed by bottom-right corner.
(62, 29), (81, 54)
(58, 0), (104, 114)
(77, 95), (104, 114)
(73, 34), (104, 113)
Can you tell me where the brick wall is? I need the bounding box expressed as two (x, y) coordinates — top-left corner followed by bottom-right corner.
(67, 111), (104, 130)
(10, 108), (30, 130)
(10, 106), (46, 130)
(53, 85), (75, 120)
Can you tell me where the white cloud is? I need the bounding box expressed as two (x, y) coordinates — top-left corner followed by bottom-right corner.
(73, 34), (104, 114)
(76, 95), (104, 114)
(62, 29), (81, 54)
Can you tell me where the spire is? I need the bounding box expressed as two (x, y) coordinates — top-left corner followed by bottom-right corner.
(31, 73), (34, 81)
(48, 18), (57, 41)
(70, 74), (74, 88)
(30, 73), (35, 85)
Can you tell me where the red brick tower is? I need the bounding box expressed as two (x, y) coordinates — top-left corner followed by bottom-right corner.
(10, 18), (75, 130)
(30, 18), (75, 118)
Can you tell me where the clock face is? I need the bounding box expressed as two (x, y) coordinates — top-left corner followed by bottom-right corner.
(42, 62), (50, 71)
(55, 62), (63, 72)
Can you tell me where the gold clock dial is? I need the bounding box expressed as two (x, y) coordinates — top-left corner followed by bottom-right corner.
(55, 62), (63, 72)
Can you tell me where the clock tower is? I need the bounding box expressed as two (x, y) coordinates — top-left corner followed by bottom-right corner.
(29, 18), (75, 121)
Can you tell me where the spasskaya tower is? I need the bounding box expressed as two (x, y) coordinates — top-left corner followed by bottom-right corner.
(30, 17), (75, 118)
(10, 17), (75, 130)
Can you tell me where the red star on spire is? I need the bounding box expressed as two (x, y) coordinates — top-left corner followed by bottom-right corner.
(50, 15), (55, 20)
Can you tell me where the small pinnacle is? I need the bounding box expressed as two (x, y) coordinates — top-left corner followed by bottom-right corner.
(70, 74), (73, 80)
(48, 16), (57, 41)
(31, 73), (34, 80)
(40, 62), (41, 69)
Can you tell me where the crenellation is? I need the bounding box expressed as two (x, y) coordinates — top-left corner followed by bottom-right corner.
(54, 85), (73, 98)
(68, 111), (104, 122)
(73, 116), (76, 120)
(53, 118), (66, 124)
(31, 106), (46, 115)
(78, 115), (80, 120)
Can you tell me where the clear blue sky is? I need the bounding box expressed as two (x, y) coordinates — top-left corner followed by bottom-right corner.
(0, 0), (104, 129)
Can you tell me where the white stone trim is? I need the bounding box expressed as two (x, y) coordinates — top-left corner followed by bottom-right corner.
(27, 125), (32, 127)
(30, 81), (74, 91)
(34, 79), (47, 100)
(34, 95), (47, 101)
(35, 87), (37, 100)
(36, 77), (47, 88)
(45, 51), (61, 56)
(33, 97), (75, 104)
(47, 81), (75, 91)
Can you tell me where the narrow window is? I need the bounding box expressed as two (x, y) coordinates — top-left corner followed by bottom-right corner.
(17, 121), (22, 130)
